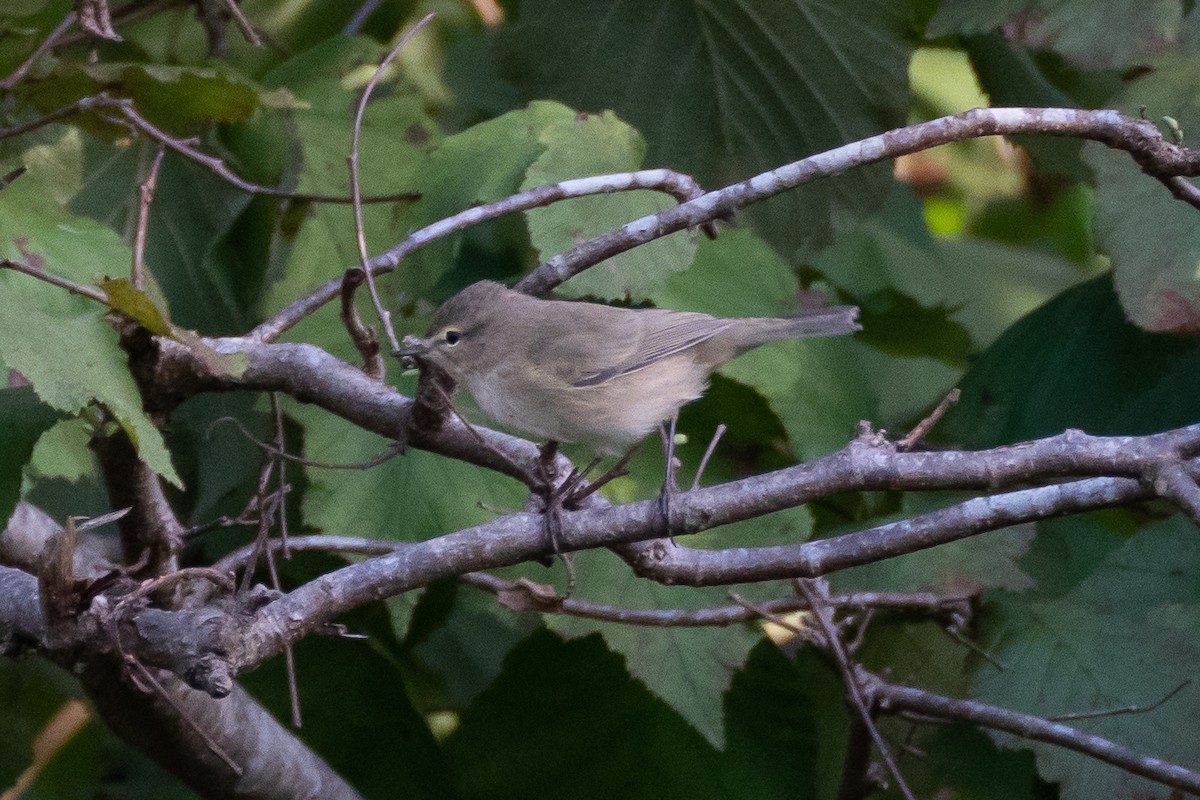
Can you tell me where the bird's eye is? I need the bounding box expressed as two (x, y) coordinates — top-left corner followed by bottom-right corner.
(444, 329), (462, 346)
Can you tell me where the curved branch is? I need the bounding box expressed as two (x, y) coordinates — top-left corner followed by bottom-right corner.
(252, 168), (718, 341)
(878, 679), (1200, 796)
(254, 107), (1200, 340)
(515, 107), (1193, 295)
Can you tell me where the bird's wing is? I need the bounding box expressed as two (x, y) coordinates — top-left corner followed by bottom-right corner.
(562, 310), (733, 387)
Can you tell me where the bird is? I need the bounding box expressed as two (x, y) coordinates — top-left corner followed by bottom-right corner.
(399, 280), (860, 455)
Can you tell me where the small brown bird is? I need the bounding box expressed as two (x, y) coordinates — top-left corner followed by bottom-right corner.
(400, 280), (860, 454)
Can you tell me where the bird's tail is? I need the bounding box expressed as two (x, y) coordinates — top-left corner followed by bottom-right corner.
(741, 306), (861, 342)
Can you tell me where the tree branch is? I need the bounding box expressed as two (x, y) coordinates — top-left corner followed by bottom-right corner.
(515, 107), (1196, 295)
(877, 678), (1200, 796)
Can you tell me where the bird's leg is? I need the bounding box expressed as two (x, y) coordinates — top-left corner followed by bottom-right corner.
(532, 440), (567, 554)
(656, 417), (682, 541)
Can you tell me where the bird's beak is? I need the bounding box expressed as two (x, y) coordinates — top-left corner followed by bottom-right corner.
(399, 335), (431, 369)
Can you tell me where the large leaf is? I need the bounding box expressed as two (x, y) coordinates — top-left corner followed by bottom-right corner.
(929, 0), (1181, 70)
(720, 643), (850, 800)
(407, 580), (541, 710)
(259, 37), (440, 347)
(833, 493), (1036, 595)
(494, 0), (915, 257)
(521, 110), (697, 298)
(813, 184), (1099, 349)
(1084, 51), (1200, 333)
(445, 630), (725, 800)
(544, 547), (774, 748)
(897, 723), (1051, 800)
(0, 387), (62, 525)
(939, 274), (1200, 449)
(660, 228), (961, 459)
(241, 629), (452, 800)
(73, 144), (258, 336)
(20, 62), (263, 130)
(0, 164), (180, 486)
(973, 517), (1200, 800)
(398, 100), (579, 300)
(292, 403), (527, 543)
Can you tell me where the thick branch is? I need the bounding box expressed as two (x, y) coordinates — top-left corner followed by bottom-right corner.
(92, 427), (184, 576)
(82, 664), (362, 800)
(0, 566), (45, 656)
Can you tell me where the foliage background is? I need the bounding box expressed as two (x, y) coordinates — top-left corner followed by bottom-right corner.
(1, 0), (1199, 798)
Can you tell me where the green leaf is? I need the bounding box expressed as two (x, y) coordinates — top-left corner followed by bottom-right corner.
(939, 274), (1200, 449)
(98, 277), (172, 336)
(400, 100), (578, 299)
(26, 417), (94, 485)
(164, 394), (270, 536)
(660, 229), (884, 460)
(522, 111), (697, 298)
(960, 34), (1102, 180)
(21, 62), (262, 129)
(241, 631), (452, 800)
(813, 184), (1098, 349)
(900, 723), (1051, 800)
(259, 38), (440, 336)
(0, 0), (52, 17)
(445, 630), (724, 800)
(73, 143), (257, 336)
(721, 643), (850, 799)
(292, 404), (527, 542)
(495, 0), (915, 256)
(1085, 52), (1200, 333)
(1017, 514), (1129, 599)
(408, 581), (540, 710)
(972, 516), (1200, 799)
(929, 0), (1181, 71)
(0, 387), (62, 539)
(543, 547), (772, 747)
(98, 278), (246, 378)
(0, 170), (181, 487)
(0, 659), (84, 792)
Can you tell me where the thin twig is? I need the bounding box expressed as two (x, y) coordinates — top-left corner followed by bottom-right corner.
(1048, 680), (1192, 722)
(1, 259), (109, 304)
(0, 12), (77, 91)
(348, 12), (436, 356)
(343, 0), (384, 35)
(879, 680), (1200, 796)
(128, 660), (243, 773)
(692, 423), (726, 490)
(54, 0), (173, 49)
(221, 0), (262, 46)
(0, 94), (418, 205)
(793, 578), (916, 800)
(0, 166), (27, 190)
(132, 145), (166, 290)
(208, 416), (404, 471)
(270, 394), (291, 560)
(339, 269), (384, 379)
(238, 456), (277, 594)
(896, 388), (960, 451)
